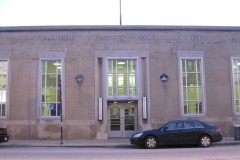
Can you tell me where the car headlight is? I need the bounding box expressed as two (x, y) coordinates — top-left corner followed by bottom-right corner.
(133, 133), (143, 138)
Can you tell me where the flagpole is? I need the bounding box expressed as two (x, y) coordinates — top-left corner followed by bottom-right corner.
(120, 0), (122, 25)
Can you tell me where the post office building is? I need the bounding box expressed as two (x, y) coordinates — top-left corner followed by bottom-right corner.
(0, 26), (240, 140)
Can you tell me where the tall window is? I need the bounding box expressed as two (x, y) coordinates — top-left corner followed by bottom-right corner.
(180, 58), (204, 115)
(41, 60), (62, 117)
(232, 58), (240, 114)
(107, 59), (137, 98)
(0, 60), (8, 117)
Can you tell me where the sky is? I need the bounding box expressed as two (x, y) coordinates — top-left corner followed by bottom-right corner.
(0, 0), (240, 27)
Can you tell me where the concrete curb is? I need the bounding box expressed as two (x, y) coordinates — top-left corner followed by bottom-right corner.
(1, 138), (240, 148)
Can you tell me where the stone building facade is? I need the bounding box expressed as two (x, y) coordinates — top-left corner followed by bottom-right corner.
(0, 26), (240, 140)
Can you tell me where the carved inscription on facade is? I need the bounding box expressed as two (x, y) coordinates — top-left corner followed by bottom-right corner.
(41, 35), (78, 41)
(40, 33), (201, 42)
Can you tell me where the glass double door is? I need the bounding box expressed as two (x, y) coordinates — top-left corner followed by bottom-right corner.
(108, 102), (137, 138)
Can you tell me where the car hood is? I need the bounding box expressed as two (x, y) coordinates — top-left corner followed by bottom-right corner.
(143, 129), (159, 134)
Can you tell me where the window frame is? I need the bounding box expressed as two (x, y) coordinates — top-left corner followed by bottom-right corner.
(106, 57), (138, 100)
(231, 57), (240, 115)
(0, 59), (9, 119)
(179, 56), (206, 117)
(39, 58), (64, 119)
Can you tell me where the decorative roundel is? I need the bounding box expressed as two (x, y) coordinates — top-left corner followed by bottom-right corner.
(75, 74), (84, 83)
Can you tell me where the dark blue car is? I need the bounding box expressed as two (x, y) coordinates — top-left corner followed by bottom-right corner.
(130, 120), (222, 149)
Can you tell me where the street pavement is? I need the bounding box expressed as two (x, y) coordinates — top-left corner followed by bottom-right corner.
(0, 137), (240, 148)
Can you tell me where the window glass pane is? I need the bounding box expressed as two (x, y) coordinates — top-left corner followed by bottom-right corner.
(0, 90), (7, 103)
(197, 60), (201, 72)
(125, 125), (134, 130)
(187, 87), (198, 100)
(197, 73), (202, 86)
(238, 62), (240, 71)
(117, 60), (127, 73)
(186, 60), (196, 72)
(182, 60), (186, 72)
(42, 89), (56, 102)
(46, 75), (56, 88)
(108, 87), (113, 96)
(187, 73), (197, 86)
(236, 100), (240, 112)
(111, 125), (120, 131)
(113, 60), (117, 73)
(41, 103), (49, 116)
(234, 74), (239, 85)
(117, 74), (126, 86)
(113, 74), (117, 86)
(42, 75), (46, 87)
(58, 75), (61, 85)
(198, 102), (203, 114)
(1, 104), (5, 116)
(129, 74), (136, 87)
(57, 89), (61, 102)
(108, 74), (113, 87)
(47, 61), (57, 73)
(129, 88), (136, 95)
(57, 103), (61, 116)
(188, 101), (198, 114)
(42, 61), (46, 73)
(0, 75), (7, 86)
(183, 87), (187, 100)
(118, 87), (127, 95)
(108, 60), (113, 73)
(198, 88), (202, 100)
(182, 74), (186, 86)
(184, 102), (188, 114)
(128, 60), (136, 72)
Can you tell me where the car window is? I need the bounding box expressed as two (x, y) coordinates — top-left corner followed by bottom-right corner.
(192, 121), (204, 128)
(184, 121), (204, 129)
(165, 122), (183, 130)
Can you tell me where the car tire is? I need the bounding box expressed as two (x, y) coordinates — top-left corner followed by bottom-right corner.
(199, 135), (211, 147)
(144, 136), (158, 149)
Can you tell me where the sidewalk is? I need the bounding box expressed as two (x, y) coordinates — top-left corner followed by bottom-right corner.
(1, 137), (240, 148)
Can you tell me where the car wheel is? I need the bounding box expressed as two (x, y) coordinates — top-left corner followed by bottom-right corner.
(199, 135), (211, 147)
(144, 136), (158, 149)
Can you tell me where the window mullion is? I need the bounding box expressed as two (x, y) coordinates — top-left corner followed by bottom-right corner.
(116, 60), (118, 96)
(44, 61), (47, 116)
(124, 60), (128, 95)
(185, 60), (189, 114)
(196, 60), (199, 114)
(56, 61), (58, 116)
(237, 60), (240, 113)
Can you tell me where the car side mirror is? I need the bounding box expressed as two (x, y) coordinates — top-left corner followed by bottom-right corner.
(163, 127), (168, 132)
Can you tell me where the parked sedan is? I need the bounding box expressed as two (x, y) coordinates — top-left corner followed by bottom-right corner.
(130, 120), (222, 149)
(0, 128), (9, 144)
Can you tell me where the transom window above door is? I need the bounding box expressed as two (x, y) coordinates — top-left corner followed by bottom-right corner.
(107, 58), (138, 99)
